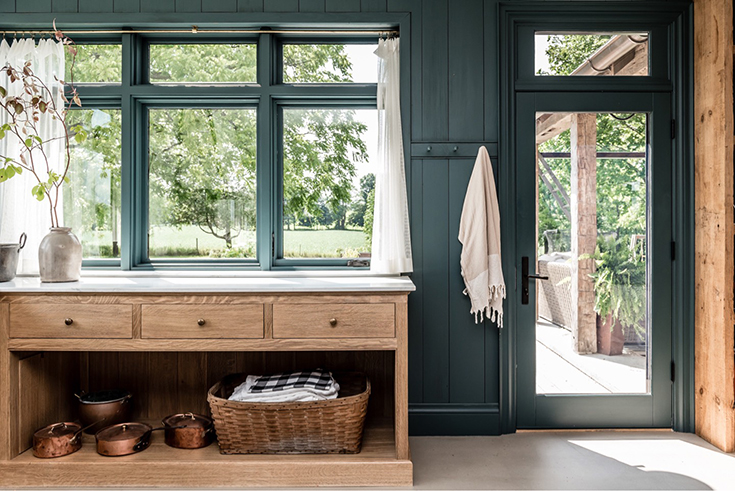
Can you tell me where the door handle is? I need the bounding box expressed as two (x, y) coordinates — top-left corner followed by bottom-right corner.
(522, 256), (548, 305)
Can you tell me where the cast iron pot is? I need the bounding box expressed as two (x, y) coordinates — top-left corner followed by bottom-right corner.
(75, 389), (132, 433)
(162, 413), (214, 449)
(95, 422), (159, 457)
(32, 422), (83, 458)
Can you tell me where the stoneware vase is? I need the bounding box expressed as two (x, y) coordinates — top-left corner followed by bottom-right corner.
(38, 227), (82, 283)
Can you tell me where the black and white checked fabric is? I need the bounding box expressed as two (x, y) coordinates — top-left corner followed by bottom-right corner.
(248, 370), (335, 393)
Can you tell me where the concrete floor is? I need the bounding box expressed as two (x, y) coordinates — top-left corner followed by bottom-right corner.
(62, 431), (735, 490)
(410, 431), (735, 490)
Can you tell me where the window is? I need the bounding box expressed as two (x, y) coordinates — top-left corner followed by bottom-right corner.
(64, 109), (122, 259)
(149, 44), (257, 84)
(67, 44), (122, 83)
(535, 33), (649, 76)
(70, 36), (380, 269)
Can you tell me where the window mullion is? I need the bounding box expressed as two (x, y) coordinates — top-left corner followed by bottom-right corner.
(256, 32), (275, 270)
(120, 33), (135, 270)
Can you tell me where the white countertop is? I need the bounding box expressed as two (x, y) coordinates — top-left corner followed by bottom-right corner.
(0, 274), (416, 293)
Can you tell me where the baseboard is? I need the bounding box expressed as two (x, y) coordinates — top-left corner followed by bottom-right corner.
(408, 403), (501, 436)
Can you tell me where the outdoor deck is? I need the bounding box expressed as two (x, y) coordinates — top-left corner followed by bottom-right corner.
(536, 318), (647, 394)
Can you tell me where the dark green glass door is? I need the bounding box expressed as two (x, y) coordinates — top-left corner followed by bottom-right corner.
(516, 91), (672, 428)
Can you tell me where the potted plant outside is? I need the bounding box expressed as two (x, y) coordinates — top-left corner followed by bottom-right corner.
(586, 237), (647, 356)
(0, 25), (85, 282)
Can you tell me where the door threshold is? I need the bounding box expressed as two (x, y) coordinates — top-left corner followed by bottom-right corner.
(516, 428), (674, 433)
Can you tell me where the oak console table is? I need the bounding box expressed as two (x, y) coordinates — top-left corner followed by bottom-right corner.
(0, 275), (414, 488)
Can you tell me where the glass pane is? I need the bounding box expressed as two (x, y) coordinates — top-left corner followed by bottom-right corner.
(282, 108), (376, 259)
(67, 45), (122, 83)
(283, 44), (378, 83)
(148, 108), (257, 259)
(535, 33), (649, 76)
(535, 111), (649, 395)
(64, 109), (122, 259)
(149, 44), (257, 84)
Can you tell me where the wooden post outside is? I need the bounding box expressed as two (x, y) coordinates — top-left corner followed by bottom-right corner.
(694, 0), (735, 453)
(570, 113), (598, 354)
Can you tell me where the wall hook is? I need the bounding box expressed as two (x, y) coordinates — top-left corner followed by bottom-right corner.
(453, 146), (458, 152)
(427, 146), (432, 152)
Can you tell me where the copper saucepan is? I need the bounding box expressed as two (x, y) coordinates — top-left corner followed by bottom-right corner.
(75, 389), (132, 433)
(95, 422), (163, 457)
(32, 422), (83, 458)
(162, 413), (214, 449)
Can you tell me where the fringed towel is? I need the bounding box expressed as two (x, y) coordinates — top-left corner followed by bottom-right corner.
(458, 146), (506, 327)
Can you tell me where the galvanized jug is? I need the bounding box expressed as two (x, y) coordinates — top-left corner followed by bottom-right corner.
(0, 233), (27, 282)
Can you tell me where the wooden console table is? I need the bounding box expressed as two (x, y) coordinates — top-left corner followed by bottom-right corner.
(0, 276), (414, 488)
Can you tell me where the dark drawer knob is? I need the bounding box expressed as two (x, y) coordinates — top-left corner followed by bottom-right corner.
(197, 319), (206, 326)
(64, 318), (73, 326)
(329, 318), (337, 327)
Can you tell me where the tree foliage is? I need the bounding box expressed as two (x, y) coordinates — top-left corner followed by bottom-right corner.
(67, 42), (373, 257)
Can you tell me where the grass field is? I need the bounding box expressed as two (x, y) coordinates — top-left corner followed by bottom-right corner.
(141, 226), (369, 258)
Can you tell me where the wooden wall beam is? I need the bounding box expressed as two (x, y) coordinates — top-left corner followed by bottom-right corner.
(694, 0), (735, 453)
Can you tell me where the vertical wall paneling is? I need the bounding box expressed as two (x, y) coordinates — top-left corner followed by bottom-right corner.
(178, 352), (208, 415)
(237, 0), (262, 12)
(141, 0), (174, 13)
(0, 0), (15, 12)
(448, 159), (486, 403)
(79, 0), (113, 12)
(202, 0), (237, 12)
(325, 0), (359, 12)
(448, 0), (484, 141)
(421, 0), (449, 141)
(263, 0), (297, 12)
(484, 0), (499, 142)
(147, 352), (178, 418)
(118, 352), (149, 419)
(408, 159), (424, 403)
(407, 0), (423, 142)
(299, 0), (324, 13)
(361, 0), (385, 12)
(114, 0), (138, 13)
(88, 352), (120, 390)
(422, 159), (451, 402)
(175, 0), (200, 12)
(52, 0), (78, 13)
(16, 0), (50, 12)
(484, 151), (500, 404)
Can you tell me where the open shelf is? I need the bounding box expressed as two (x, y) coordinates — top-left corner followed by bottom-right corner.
(3, 419), (412, 488)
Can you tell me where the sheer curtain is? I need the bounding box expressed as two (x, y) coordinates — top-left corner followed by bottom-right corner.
(0, 38), (65, 274)
(371, 38), (413, 274)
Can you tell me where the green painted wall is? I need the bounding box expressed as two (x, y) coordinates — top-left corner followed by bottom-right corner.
(4, 0), (690, 436)
(0, 0), (501, 435)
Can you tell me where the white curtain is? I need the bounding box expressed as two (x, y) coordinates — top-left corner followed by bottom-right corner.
(0, 38), (66, 274)
(371, 38), (413, 274)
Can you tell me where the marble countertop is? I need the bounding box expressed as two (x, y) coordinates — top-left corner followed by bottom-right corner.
(0, 274), (416, 293)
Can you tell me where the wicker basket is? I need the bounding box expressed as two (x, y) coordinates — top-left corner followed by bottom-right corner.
(207, 371), (370, 454)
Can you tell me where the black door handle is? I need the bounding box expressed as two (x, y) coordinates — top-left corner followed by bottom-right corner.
(522, 256), (548, 305)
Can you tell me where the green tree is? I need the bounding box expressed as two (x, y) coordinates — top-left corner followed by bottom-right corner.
(68, 43), (369, 257)
(348, 173), (375, 228)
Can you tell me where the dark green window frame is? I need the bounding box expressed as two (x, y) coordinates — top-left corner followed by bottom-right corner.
(72, 33), (379, 271)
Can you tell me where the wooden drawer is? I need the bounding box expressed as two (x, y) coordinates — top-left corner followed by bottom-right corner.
(142, 304), (264, 339)
(273, 303), (395, 338)
(9, 304), (133, 339)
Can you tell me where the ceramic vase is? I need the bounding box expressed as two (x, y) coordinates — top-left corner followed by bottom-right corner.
(38, 227), (82, 283)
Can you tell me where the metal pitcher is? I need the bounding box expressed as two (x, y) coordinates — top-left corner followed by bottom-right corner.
(0, 233), (26, 282)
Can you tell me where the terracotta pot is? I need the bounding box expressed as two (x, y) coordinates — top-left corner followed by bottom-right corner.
(38, 227), (82, 283)
(597, 313), (625, 356)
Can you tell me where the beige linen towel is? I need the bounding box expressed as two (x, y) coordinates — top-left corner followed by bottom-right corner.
(458, 146), (506, 327)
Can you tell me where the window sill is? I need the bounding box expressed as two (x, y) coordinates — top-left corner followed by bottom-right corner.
(2, 273), (415, 293)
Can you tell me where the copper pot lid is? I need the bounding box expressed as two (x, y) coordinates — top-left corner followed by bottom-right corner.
(78, 389), (131, 405)
(34, 422), (81, 439)
(162, 413), (212, 429)
(96, 422), (151, 442)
